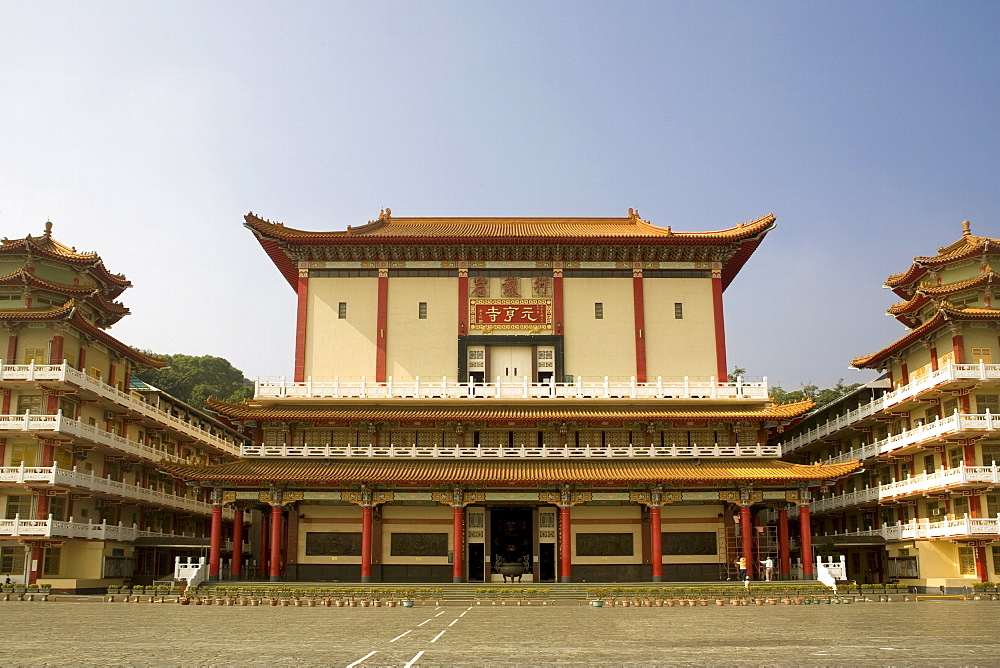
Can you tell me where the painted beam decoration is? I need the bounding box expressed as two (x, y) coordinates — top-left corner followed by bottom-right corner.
(470, 299), (552, 331)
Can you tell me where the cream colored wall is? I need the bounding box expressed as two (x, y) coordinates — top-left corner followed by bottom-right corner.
(46, 540), (132, 580)
(643, 278), (718, 378)
(570, 504), (642, 565)
(894, 541), (978, 587)
(305, 278), (378, 377)
(296, 504), (362, 565)
(563, 278), (636, 379)
(960, 329), (998, 362)
(386, 278), (458, 378)
(660, 503), (724, 565)
(380, 505), (452, 565)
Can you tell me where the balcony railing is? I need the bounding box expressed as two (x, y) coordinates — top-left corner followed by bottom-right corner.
(0, 362), (242, 455)
(0, 412), (192, 465)
(0, 464), (232, 518)
(253, 375), (769, 401)
(817, 412), (1000, 463)
(819, 515), (1000, 541)
(810, 487), (880, 513)
(879, 463), (1000, 499)
(240, 442), (780, 459)
(0, 514), (231, 542)
(779, 361), (1000, 454)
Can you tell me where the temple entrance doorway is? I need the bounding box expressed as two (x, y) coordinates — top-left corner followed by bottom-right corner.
(490, 507), (533, 580)
(490, 346), (533, 383)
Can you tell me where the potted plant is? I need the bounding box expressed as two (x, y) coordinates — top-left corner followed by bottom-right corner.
(401, 588), (416, 607)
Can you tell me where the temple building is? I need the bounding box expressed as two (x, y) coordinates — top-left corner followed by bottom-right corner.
(772, 221), (1000, 591)
(0, 224), (248, 592)
(164, 208), (857, 584)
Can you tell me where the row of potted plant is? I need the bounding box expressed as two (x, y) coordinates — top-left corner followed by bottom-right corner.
(1, 583), (51, 593)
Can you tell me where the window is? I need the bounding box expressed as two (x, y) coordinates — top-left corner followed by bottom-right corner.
(886, 556), (918, 578)
(16, 394), (42, 414)
(972, 347), (993, 364)
(594, 303), (604, 319)
(985, 494), (1000, 518)
(958, 547), (977, 575)
(674, 303), (683, 319)
(5, 496), (31, 519)
(943, 398), (959, 416)
(983, 445), (1000, 467)
(993, 546), (1000, 576)
(337, 302), (347, 319)
(418, 302), (427, 319)
(949, 447), (964, 469)
(976, 394), (999, 414)
(42, 547), (60, 575)
(0, 546), (26, 575)
(922, 454), (937, 474)
(22, 347), (47, 364)
(953, 496), (970, 518)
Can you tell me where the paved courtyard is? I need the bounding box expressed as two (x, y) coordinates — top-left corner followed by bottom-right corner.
(2, 599), (999, 666)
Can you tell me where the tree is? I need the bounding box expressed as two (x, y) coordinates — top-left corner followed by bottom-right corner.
(730, 367), (862, 406)
(134, 354), (254, 407)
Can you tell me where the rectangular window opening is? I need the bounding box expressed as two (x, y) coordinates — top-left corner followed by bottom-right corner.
(418, 302), (427, 319)
(337, 302), (347, 319)
(674, 303), (684, 319)
(595, 303), (604, 319)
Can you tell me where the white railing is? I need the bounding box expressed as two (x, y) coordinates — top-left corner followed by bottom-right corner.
(820, 515), (1000, 541)
(253, 374), (769, 401)
(0, 412), (191, 465)
(779, 361), (1000, 454)
(0, 515), (219, 541)
(175, 556), (208, 587)
(0, 464), (232, 518)
(813, 412), (1000, 463)
(810, 487), (880, 513)
(240, 442), (779, 459)
(0, 361), (242, 455)
(878, 463), (1000, 499)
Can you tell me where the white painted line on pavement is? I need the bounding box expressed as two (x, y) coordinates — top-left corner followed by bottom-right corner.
(403, 650), (425, 667)
(431, 630), (447, 643)
(390, 630), (412, 643)
(434, 610), (445, 617)
(345, 650), (377, 667)
(459, 610), (468, 617)
(448, 618), (459, 627)
(417, 619), (433, 627)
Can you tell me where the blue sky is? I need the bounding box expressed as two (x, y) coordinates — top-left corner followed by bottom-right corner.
(2, 2), (998, 389)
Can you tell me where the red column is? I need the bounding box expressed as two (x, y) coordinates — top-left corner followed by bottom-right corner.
(650, 505), (662, 581)
(294, 273), (309, 382)
(711, 273), (728, 382)
(209, 502), (222, 580)
(6, 334), (17, 362)
(269, 504), (282, 581)
(975, 546), (988, 582)
(952, 335), (965, 363)
(778, 508), (791, 578)
(458, 269), (469, 337)
(930, 347), (939, 372)
(49, 335), (64, 365)
(632, 271), (647, 383)
(560, 505), (572, 582)
(553, 269), (564, 336)
(231, 508), (244, 579)
(799, 503), (814, 578)
(375, 271), (388, 382)
(452, 505), (464, 582)
(740, 504), (754, 580)
(361, 504), (373, 582)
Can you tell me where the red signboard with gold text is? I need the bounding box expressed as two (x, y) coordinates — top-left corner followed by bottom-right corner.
(470, 299), (552, 330)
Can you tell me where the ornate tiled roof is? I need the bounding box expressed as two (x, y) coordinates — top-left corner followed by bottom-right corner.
(916, 267), (1000, 296)
(161, 457), (860, 484)
(244, 211), (776, 290)
(205, 397), (814, 422)
(885, 222), (1000, 296)
(852, 304), (1000, 369)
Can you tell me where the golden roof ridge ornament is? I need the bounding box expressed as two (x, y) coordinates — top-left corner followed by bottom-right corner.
(962, 220), (972, 236)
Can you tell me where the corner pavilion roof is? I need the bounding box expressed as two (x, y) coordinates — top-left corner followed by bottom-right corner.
(244, 210), (776, 291)
(884, 222), (1000, 298)
(852, 303), (1000, 369)
(205, 397), (814, 423)
(160, 457), (860, 485)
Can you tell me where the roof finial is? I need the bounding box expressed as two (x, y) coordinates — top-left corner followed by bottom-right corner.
(962, 220), (971, 236)
(44, 220), (52, 236)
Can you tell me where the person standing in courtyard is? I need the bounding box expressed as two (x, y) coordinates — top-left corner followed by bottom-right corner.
(760, 557), (774, 581)
(735, 556), (747, 580)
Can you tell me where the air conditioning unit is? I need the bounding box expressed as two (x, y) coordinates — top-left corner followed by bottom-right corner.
(103, 411), (114, 422)
(930, 508), (942, 516)
(95, 499), (106, 509)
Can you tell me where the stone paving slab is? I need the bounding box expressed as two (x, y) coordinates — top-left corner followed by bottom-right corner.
(1, 598), (998, 666)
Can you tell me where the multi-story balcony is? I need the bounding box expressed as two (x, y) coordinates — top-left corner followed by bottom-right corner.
(241, 442), (781, 459)
(819, 516), (1000, 542)
(779, 361), (1000, 454)
(810, 487), (881, 513)
(0, 413), (194, 465)
(817, 412), (1000, 464)
(0, 464), (233, 518)
(254, 375), (769, 401)
(0, 515), (242, 546)
(0, 362), (242, 455)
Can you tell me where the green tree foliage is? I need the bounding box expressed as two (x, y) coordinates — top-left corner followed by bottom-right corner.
(134, 354), (253, 408)
(729, 367), (862, 406)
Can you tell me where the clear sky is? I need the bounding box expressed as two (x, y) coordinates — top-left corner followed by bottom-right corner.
(2, 2), (998, 390)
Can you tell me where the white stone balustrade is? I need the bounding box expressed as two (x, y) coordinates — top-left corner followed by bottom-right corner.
(254, 374), (769, 401)
(240, 442), (779, 459)
(820, 515), (1000, 541)
(0, 412), (194, 465)
(0, 514), (220, 541)
(810, 487), (880, 513)
(0, 464), (232, 518)
(779, 361), (1000, 454)
(878, 463), (1000, 498)
(0, 362), (242, 454)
